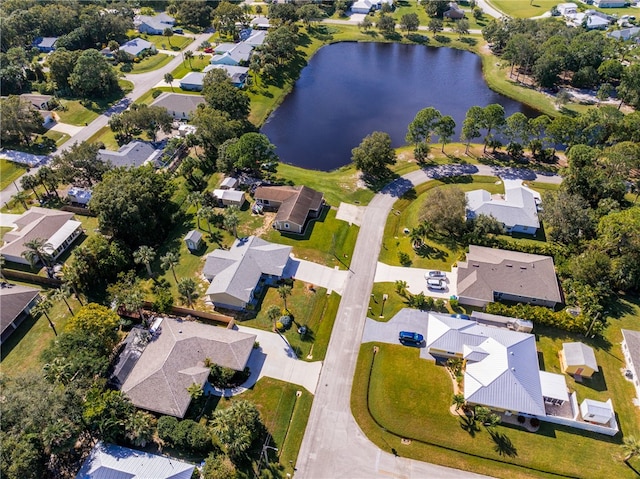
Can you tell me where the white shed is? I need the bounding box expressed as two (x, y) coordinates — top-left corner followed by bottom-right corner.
(580, 398), (614, 425)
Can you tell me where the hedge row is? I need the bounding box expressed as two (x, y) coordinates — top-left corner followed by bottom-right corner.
(485, 302), (590, 334)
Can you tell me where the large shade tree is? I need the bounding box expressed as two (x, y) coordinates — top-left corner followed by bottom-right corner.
(351, 131), (397, 179)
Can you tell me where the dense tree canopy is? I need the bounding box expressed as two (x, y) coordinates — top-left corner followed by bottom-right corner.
(218, 132), (278, 175)
(203, 69), (250, 121)
(52, 141), (110, 186)
(89, 166), (177, 248)
(420, 186), (467, 237)
(0, 95), (42, 145)
(109, 104), (173, 142)
(68, 49), (120, 99)
(351, 131), (397, 179)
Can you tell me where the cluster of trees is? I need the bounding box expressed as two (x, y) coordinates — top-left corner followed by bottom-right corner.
(47, 48), (121, 98)
(482, 16), (640, 106)
(0, 96), (43, 145)
(108, 104), (173, 143)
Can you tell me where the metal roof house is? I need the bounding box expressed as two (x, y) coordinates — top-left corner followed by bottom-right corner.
(67, 187), (92, 206)
(119, 38), (156, 57)
(33, 37), (58, 52)
(456, 245), (563, 308)
(120, 317), (256, 417)
(254, 185), (325, 235)
(137, 12), (175, 35)
(0, 284), (40, 344)
(560, 342), (599, 378)
(203, 236), (291, 311)
(98, 141), (164, 168)
(206, 64), (249, 88)
(212, 189), (246, 207)
(0, 207), (82, 265)
(76, 442), (194, 479)
(150, 92), (205, 120)
(621, 329), (640, 405)
(178, 71), (206, 91)
(210, 42), (254, 66)
(466, 179), (540, 235)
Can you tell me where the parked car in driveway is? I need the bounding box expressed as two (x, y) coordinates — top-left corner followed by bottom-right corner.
(451, 313), (470, 320)
(399, 331), (424, 345)
(426, 270), (446, 279)
(427, 278), (446, 290)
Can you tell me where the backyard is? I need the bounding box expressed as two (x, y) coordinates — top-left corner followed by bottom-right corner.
(351, 295), (640, 478)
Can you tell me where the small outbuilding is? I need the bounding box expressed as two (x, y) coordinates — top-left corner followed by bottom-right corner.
(184, 230), (202, 252)
(212, 189), (246, 207)
(560, 342), (598, 378)
(580, 398), (614, 425)
(220, 177), (238, 190)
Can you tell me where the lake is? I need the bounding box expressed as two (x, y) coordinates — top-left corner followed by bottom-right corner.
(261, 42), (539, 171)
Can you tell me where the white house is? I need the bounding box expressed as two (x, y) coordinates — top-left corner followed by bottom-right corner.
(593, 0), (626, 7)
(0, 208), (82, 265)
(67, 187), (92, 206)
(119, 38), (156, 57)
(351, 0), (394, 14)
(210, 42), (254, 66)
(179, 72), (206, 91)
(466, 179), (540, 235)
(621, 329), (640, 405)
(137, 12), (175, 35)
(212, 189), (246, 207)
(557, 2), (578, 15)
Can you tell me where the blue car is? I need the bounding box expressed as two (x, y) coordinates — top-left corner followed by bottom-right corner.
(399, 331), (424, 345)
(451, 313), (471, 320)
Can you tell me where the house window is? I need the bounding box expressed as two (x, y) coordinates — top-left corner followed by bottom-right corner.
(284, 223), (290, 229)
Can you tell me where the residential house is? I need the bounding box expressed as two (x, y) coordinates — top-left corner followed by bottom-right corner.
(560, 342), (599, 378)
(98, 141), (164, 168)
(179, 72), (206, 91)
(19, 94), (53, 111)
(212, 189), (246, 207)
(608, 26), (640, 41)
(100, 47), (115, 61)
(557, 2), (579, 15)
(389, 309), (618, 435)
(251, 16), (271, 30)
(203, 236), (291, 311)
(444, 2), (466, 19)
(0, 207), (82, 265)
(566, 11), (612, 29)
(244, 30), (267, 47)
(351, 0), (394, 14)
(593, 0), (626, 7)
(206, 64), (249, 88)
(220, 177), (238, 190)
(580, 398), (615, 424)
(137, 12), (176, 35)
(254, 185), (324, 234)
(119, 317), (256, 417)
(67, 187), (92, 206)
(210, 42), (254, 66)
(455, 245), (563, 308)
(76, 442), (194, 479)
(621, 329), (640, 404)
(465, 179), (540, 235)
(184, 230), (203, 251)
(33, 37), (58, 52)
(119, 38), (156, 58)
(150, 92), (205, 120)
(0, 284), (40, 344)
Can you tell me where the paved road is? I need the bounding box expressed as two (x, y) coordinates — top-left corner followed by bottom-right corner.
(295, 166), (560, 478)
(54, 32), (211, 154)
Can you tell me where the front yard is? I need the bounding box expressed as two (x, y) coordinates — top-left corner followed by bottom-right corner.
(0, 159), (26, 190)
(121, 53), (172, 74)
(351, 296), (640, 478)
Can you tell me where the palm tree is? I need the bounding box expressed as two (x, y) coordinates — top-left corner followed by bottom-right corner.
(20, 174), (41, 202)
(32, 297), (57, 336)
(164, 72), (174, 91)
(125, 410), (156, 448)
(61, 263), (84, 305)
(187, 382), (204, 400)
(123, 287), (146, 323)
(622, 436), (640, 463)
(12, 190), (30, 210)
(184, 49), (194, 68)
(21, 237), (53, 269)
(186, 191), (204, 228)
(160, 251), (180, 283)
(178, 277), (198, 308)
(51, 286), (73, 315)
(223, 206), (240, 238)
(198, 206), (215, 234)
(278, 284), (292, 311)
(163, 27), (173, 47)
(266, 304), (281, 331)
(452, 393), (466, 411)
(395, 280), (408, 297)
(134, 245), (156, 277)
(43, 357), (72, 385)
(37, 166), (60, 199)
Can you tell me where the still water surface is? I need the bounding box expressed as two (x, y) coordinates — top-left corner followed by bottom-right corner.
(261, 42), (539, 171)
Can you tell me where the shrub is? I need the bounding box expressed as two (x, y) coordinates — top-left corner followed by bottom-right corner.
(398, 251), (412, 266)
(151, 89), (162, 99)
(485, 302), (590, 334)
(280, 315), (293, 328)
(449, 298), (459, 309)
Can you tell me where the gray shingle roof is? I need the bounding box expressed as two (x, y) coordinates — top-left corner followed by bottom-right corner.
(76, 441), (194, 479)
(204, 236), (291, 306)
(150, 92), (204, 114)
(0, 284), (39, 336)
(121, 317), (256, 417)
(562, 342), (598, 371)
(622, 329), (640, 382)
(456, 245), (562, 305)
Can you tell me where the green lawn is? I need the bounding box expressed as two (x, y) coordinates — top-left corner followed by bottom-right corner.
(55, 99), (100, 126)
(379, 176), (503, 269)
(0, 291), (83, 377)
(0, 159), (26, 190)
(352, 341), (638, 479)
(263, 207), (359, 269)
(488, 0), (559, 18)
(170, 55), (213, 79)
(43, 129), (70, 146)
(122, 53), (172, 74)
(138, 33), (193, 51)
(86, 126), (119, 150)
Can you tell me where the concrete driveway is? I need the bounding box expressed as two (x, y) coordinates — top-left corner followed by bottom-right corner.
(374, 262), (457, 299)
(48, 122), (84, 136)
(336, 202), (366, 226)
(205, 324), (322, 397)
(285, 256), (349, 295)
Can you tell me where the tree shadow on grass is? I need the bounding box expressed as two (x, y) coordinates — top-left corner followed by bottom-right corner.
(415, 243), (448, 261)
(459, 414), (481, 437)
(489, 430), (518, 458)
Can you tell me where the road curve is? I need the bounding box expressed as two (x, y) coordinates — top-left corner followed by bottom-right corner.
(294, 165), (560, 478)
